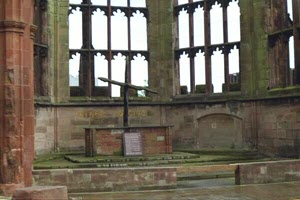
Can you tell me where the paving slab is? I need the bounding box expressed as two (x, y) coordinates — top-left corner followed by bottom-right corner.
(69, 181), (300, 200)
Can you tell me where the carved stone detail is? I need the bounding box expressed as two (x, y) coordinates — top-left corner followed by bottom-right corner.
(0, 21), (27, 34)
(30, 24), (38, 40)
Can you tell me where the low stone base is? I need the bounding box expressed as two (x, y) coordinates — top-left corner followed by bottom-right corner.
(0, 184), (24, 197)
(33, 168), (176, 193)
(84, 125), (173, 156)
(12, 186), (68, 200)
(235, 160), (300, 185)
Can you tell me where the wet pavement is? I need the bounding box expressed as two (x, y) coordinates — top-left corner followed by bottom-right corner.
(70, 181), (300, 200)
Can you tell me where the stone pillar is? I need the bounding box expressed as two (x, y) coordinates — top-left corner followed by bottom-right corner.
(239, 0), (268, 97)
(0, 0), (35, 196)
(147, 0), (177, 101)
(48, 1), (70, 103)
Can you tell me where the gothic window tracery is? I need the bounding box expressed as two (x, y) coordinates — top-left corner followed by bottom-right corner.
(68, 0), (148, 97)
(34, 0), (48, 96)
(268, 0), (300, 88)
(174, 0), (241, 94)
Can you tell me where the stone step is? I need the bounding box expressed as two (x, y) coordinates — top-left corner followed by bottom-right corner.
(175, 148), (260, 156)
(62, 155), (263, 168)
(177, 165), (237, 181)
(33, 150), (269, 170)
(177, 177), (236, 189)
(64, 152), (201, 164)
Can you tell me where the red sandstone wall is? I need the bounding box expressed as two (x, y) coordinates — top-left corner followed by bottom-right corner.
(33, 168), (176, 192)
(35, 98), (300, 158)
(0, 0), (35, 195)
(235, 160), (300, 185)
(166, 99), (300, 158)
(91, 127), (172, 156)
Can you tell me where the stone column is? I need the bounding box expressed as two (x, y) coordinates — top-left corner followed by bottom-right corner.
(240, 0), (268, 97)
(147, 0), (177, 101)
(0, 0), (35, 196)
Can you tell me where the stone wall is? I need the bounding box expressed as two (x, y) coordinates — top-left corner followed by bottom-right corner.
(235, 160), (300, 185)
(166, 98), (300, 157)
(255, 99), (300, 158)
(33, 0), (300, 159)
(34, 105), (163, 154)
(165, 102), (245, 150)
(35, 107), (55, 155)
(85, 126), (172, 156)
(33, 168), (176, 192)
(34, 96), (300, 158)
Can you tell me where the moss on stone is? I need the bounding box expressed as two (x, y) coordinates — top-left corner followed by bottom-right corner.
(33, 150), (273, 169)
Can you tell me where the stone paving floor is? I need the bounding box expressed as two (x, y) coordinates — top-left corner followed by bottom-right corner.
(70, 182), (300, 200)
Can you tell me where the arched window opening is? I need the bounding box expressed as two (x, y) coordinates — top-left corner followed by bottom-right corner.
(68, 0), (148, 97)
(175, 0), (241, 95)
(34, 0), (49, 96)
(268, 0), (300, 88)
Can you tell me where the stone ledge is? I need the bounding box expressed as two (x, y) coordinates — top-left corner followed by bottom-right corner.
(235, 160), (300, 185)
(0, 184), (24, 197)
(12, 186), (68, 200)
(33, 168), (176, 193)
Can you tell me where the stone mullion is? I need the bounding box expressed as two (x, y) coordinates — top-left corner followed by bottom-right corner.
(188, 0), (195, 94)
(293, 0), (300, 84)
(223, 5), (229, 92)
(127, 0), (132, 84)
(79, 1), (94, 96)
(107, 0), (112, 97)
(204, 0), (212, 93)
(174, 0), (181, 95)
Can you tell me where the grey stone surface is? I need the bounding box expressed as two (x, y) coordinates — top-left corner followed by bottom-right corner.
(69, 182), (300, 200)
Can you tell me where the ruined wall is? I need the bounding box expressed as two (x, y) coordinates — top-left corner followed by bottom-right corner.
(33, 0), (300, 158)
(165, 98), (300, 157)
(34, 107), (55, 155)
(34, 105), (163, 154)
(255, 98), (300, 157)
(35, 97), (300, 158)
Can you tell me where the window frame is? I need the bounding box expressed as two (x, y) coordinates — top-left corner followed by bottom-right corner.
(174, 0), (241, 95)
(68, 0), (149, 97)
(268, 0), (300, 88)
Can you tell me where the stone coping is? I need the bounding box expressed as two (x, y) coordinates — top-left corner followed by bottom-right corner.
(33, 167), (177, 193)
(12, 186), (68, 200)
(232, 159), (300, 165)
(34, 166), (177, 172)
(80, 125), (174, 130)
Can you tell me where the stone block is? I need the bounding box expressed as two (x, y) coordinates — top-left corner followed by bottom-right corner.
(12, 186), (68, 200)
(235, 160), (300, 185)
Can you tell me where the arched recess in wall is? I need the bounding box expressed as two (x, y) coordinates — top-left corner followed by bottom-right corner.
(196, 113), (243, 149)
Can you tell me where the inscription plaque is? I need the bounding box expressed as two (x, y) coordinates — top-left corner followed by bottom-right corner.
(123, 132), (143, 156)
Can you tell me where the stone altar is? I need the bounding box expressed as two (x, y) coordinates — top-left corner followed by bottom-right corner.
(83, 125), (173, 156)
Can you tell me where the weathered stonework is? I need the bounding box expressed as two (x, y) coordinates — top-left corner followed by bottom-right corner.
(12, 186), (68, 200)
(0, 0), (35, 196)
(33, 168), (176, 192)
(32, 0), (300, 160)
(235, 160), (300, 185)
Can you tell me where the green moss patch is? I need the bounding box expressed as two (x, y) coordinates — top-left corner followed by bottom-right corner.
(33, 150), (274, 169)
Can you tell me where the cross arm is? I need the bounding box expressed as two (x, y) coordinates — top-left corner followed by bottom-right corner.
(126, 83), (158, 94)
(98, 77), (158, 94)
(98, 77), (126, 87)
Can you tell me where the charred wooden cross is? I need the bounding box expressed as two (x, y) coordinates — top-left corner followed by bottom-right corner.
(98, 57), (157, 127)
